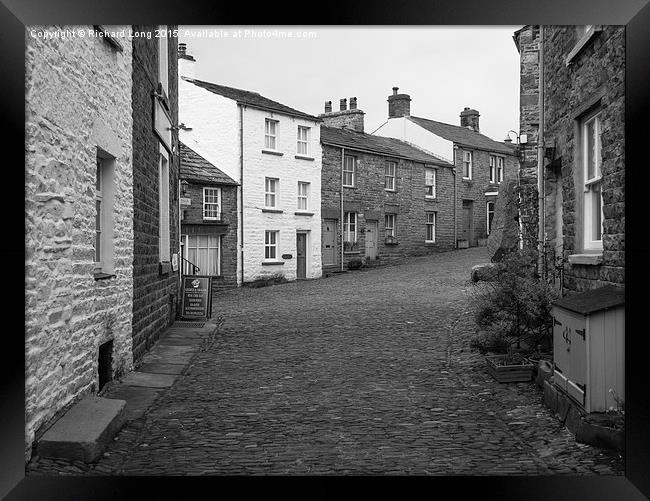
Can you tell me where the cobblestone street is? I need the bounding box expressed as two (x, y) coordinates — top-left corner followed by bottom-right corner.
(28, 247), (623, 476)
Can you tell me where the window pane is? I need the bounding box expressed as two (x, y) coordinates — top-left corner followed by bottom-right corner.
(592, 183), (602, 240)
(586, 119), (595, 179)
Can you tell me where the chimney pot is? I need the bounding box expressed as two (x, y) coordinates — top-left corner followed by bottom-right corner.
(340, 98), (347, 111)
(349, 97), (357, 110)
(324, 100), (332, 113)
(393, 87), (399, 95)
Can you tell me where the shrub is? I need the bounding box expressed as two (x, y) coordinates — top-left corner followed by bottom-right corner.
(470, 248), (558, 356)
(346, 257), (363, 270)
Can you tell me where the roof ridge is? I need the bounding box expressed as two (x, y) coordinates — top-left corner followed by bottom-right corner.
(182, 76), (263, 96)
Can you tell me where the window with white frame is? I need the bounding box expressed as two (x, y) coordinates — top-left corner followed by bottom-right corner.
(385, 214), (396, 238)
(582, 110), (603, 250)
(343, 212), (357, 243)
(425, 212), (436, 242)
(385, 161), (397, 191)
(265, 230), (278, 259)
(185, 234), (221, 276)
(265, 177), (278, 208)
(265, 119), (278, 150)
(343, 155), (356, 187)
(425, 168), (436, 198)
(489, 155), (496, 183)
(203, 187), (221, 220)
(297, 126), (310, 155)
(463, 151), (473, 179)
(95, 156), (103, 269)
(159, 147), (170, 262)
(95, 149), (115, 275)
(158, 26), (168, 98)
(487, 201), (495, 234)
(497, 156), (504, 183)
(297, 181), (309, 210)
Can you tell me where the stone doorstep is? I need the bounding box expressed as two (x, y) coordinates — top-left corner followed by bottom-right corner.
(121, 371), (178, 389)
(37, 396), (126, 463)
(542, 380), (624, 451)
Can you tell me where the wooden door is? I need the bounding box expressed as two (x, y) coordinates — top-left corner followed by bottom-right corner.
(462, 200), (473, 244)
(322, 220), (337, 266)
(296, 233), (307, 279)
(365, 220), (378, 260)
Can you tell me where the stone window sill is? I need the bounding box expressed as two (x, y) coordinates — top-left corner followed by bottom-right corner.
(566, 26), (602, 66)
(295, 154), (315, 161)
(385, 189), (397, 193)
(343, 185), (357, 189)
(568, 253), (603, 266)
(425, 241), (437, 246)
(385, 241), (399, 246)
(262, 208), (284, 214)
(262, 149), (284, 156)
(343, 251), (361, 255)
(425, 196), (437, 201)
(294, 211), (314, 216)
(94, 272), (116, 281)
(261, 261), (285, 266)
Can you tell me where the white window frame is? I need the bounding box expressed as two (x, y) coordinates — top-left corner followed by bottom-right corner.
(185, 234), (221, 276)
(265, 119), (278, 150)
(343, 212), (357, 243)
(297, 126), (310, 155)
(425, 212), (436, 243)
(487, 201), (495, 235)
(265, 230), (279, 260)
(425, 168), (436, 198)
(158, 26), (169, 99)
(95, 156), (104, 271)
(385, 214), (396, 238)
(159, 146), (171, 263)
(463, 151), (473, 179)
(489, 155), (496, 183)
(343, 155), (356, 187)
(203, 187), (221, 220)
(385, 161), (397, 191)
(582, 111), (603, 251)
(297, 181), (309, 211)
(265, 177), (278, 208)
(497, 156), (504, 183)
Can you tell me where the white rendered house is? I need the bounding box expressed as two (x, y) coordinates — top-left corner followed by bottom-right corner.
(178, 44), (322, 284)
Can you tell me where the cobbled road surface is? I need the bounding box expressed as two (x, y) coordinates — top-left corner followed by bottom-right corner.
(28, 247), (623, 476)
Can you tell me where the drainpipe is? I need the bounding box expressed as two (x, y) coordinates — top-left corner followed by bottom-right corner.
(537, 25), (546, 277)
(239, 104), (245, 285)
(452, 145), (458, 248)
(340, 147), (345, 271)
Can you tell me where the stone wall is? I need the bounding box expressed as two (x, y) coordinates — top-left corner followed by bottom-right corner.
(180, 182), (238, 292)
(454, 147), (518, 247)
(25, 26), (134, 458)
(131, 26), (180, 362)
(542, 25), (625, 292)
(321, 144), (455, 268)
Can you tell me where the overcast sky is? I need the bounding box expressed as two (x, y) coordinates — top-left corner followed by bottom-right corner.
(178, 26), (522, 143)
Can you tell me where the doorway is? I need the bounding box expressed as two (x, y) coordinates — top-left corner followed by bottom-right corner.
(296, 232), (308, 279)
(462, 200), (474, 246)
(322, 220), (337, 266)
(365, 220), (378, 260)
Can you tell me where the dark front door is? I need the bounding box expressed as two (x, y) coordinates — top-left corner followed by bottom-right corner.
(462, 200), (474, 245)
(322, 220), (337, 266)
(296, 232), (307, 279)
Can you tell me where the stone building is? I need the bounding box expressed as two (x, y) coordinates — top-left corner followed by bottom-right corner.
(514, 25), (625, 293)
(180, 142), (239, 294)
(373, 88), (519, 248)
(131, 25), (181, 362)
(25, 26), (134, 458)
(319, 98), (456, 270)
(178, 44), (322, 284)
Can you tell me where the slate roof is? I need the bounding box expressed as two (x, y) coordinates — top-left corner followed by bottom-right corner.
(408, 116), (516, 155)
(180, 142), (238, 186)
(182, 77), (319, 121)
(552, 285), (625, 315)
(321, 126), (454, 167)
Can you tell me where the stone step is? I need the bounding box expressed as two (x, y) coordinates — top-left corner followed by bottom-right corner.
(37, 396), (126, 463)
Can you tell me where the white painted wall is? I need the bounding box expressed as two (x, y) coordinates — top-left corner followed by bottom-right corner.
(241, 106), (322, 282)
(374, 117), (455, 163)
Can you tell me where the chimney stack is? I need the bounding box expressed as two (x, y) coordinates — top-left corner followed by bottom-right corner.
(319, 97), (365, 132)
(460, 107), (480, 133)
(387, 86), (411, 118)
(178, 42), (196, 79)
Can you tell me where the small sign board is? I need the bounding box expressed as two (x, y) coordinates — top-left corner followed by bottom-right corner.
(180, 275), (212, 320)
(171, 253), (178, 272)
(180, 197), (191, 206)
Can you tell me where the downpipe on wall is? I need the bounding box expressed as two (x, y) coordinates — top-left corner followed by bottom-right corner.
(537, 25), (546, 278)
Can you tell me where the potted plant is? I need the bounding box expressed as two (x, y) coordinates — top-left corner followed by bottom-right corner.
(470, 248), (558, 383)
(384, 234), (397, 245)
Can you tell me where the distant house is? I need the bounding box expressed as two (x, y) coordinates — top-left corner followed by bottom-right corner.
(180, 142), (239, 294)
(319, 98), (455, 270)
(373, 88), (518, 247)
(178, 43), (322, 284)
(25, 26), (134, 459)
(514, 25), (625, 293)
